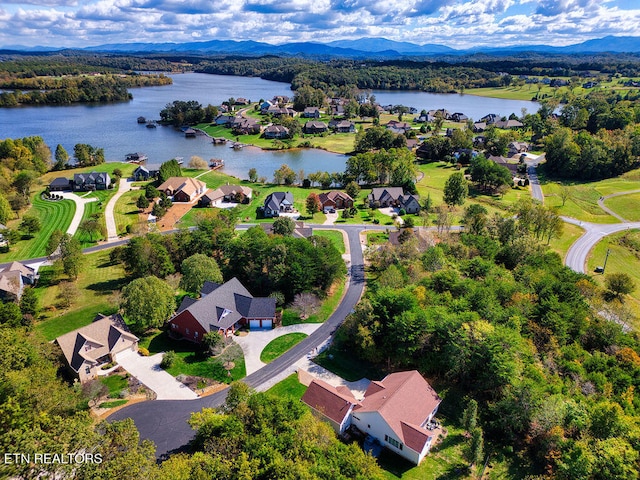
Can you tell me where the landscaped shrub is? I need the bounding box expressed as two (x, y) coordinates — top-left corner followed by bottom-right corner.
(138, 347), (149, 356)
(398, 208), (406, 216)
(160, 350), (176, 369)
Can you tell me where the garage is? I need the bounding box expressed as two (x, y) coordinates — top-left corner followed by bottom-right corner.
(250, 319), (273, 329)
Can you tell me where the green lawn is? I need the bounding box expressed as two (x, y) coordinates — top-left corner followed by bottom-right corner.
(548, 222), (584, 260)
(100, 375), (128, 397)
(0, 194), (75, 262)
(99, 399), (128, 409)
(265, 373), (308, 401)
(34, 250), (127, 340)
(260, 333), (308, 363)
(140, 330), (246, 382)
(541, 168), (640, 223)
(312, 229), (345, 254)
(113, 189), (143, 235)
(36, 302), (116, 341)
(313, 346), (382, 382)
(415, 162), (530, 225)
(378, 419), (469, 480)
(74, 189), (115, 247)
(604, 192), (640, 221)
(282, 276), (347, 326)
(586, 229), (640, 324)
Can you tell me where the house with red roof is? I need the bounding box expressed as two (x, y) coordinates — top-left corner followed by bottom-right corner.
(301, 370), (441, 465)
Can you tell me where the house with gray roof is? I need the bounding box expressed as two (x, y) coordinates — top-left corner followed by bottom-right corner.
(368, 187), (420, 213)
(169, 277), (277, 341)
(260, 191), (294, 218)
(55, 314), (138, 384)
(73, 171), (111, 191)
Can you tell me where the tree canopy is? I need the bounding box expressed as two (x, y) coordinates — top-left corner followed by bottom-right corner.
(121, 276), (175, 332)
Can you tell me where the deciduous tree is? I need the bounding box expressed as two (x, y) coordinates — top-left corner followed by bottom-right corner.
(121, 276), (175, 332)
(179, 253), (223, 295)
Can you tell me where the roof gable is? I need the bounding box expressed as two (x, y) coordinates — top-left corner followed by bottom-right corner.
(301, 379), (359, 425)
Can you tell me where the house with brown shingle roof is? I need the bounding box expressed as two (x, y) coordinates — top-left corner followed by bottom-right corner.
(301, 370), (441, 465)
(0, 261), (38, 300)
(318, 191), (354, 212)
(55, 314), (139, 384)
(199, 185), (253, 207)
(157, 177), (206, 203)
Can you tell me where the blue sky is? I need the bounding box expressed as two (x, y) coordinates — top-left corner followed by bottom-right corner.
(1, 0), (639, 49)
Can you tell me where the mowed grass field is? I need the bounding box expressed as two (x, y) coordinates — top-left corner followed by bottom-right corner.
(604, 192), (640, 222)
(35, 250), (127, 340)
(0, 194), (75, 262)
(541, 168), (640, 223)
(586, 229), (640, 325)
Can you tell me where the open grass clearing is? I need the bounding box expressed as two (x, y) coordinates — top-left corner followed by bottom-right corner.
(260, 332), (308, 363)
(604, 192), (640, 222)
(540, 168), (640, 223)
(312, 229), (345, 254)
(265, 373), (308, 401)
(313, 345), (382, 382)
(34, 250), (126, 340)
(586, 229), (640, 324)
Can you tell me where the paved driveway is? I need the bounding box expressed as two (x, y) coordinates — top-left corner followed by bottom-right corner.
(116, 349), (198, 400)
(234, 323), (323, 375)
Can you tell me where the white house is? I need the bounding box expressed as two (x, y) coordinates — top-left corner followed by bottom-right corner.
(301, 370), (441, 465)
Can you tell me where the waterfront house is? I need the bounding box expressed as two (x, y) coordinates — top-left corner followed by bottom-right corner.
(329, 119), (356, 133)
(302, 107), (321, 118)
(303, 121), (328, 134)
(263, 125), (290, 139)
(318, 191), (354, 212)
(199, 185), (252, 207)
(168, 277), (277, 340)
(132, 164), (161, 181)
(158, 177), (206, 202)
(495, 119), (524, 129)
(73, 171), (111, 191)
(260, 191), (294, 217)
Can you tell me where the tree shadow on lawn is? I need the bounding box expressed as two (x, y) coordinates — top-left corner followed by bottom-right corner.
(86, 278), (129, 293)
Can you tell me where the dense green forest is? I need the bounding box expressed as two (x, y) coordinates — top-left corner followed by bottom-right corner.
(195, 55), (640, 94)
(0, 56), (173, 106)
(333, 201), (640, 478)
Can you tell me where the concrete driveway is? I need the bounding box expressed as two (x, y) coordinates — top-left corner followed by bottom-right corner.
(234, 323), (323, 375)
(116, 349), (198, 400)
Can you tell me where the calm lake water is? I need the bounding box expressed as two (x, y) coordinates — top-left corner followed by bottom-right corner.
(0, 73), (539, 179)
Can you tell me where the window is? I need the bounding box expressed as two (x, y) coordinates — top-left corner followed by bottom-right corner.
(85, 367), (91, 374)
(186, 328), (190, 335)
(385, 434), (403, 450)
(194, 331), (198, 338)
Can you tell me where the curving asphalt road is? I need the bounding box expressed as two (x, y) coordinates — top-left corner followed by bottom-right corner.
(109, 225), (367, 458)
(563, 218), (640, 273)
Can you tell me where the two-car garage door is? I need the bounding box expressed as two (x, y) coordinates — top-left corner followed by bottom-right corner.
(249, 319), (273, 329)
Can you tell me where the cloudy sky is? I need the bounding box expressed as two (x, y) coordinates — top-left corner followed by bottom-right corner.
(1, 0), (639, 49)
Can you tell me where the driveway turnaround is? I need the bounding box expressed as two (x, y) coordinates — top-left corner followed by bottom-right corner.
(234, 323), (323, 375)
(57, 191), (98, 236)
(116, 349), (198, 400)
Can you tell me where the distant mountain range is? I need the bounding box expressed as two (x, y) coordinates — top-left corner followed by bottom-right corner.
(5, 35), (640, 57)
